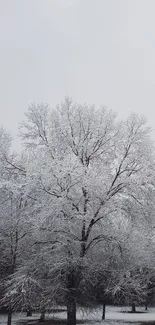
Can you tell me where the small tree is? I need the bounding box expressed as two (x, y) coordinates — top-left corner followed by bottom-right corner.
(1, 270), (42, 318)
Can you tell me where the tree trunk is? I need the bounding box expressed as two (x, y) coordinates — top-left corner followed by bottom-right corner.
(39, 310), (45, 322)
(27, 308), (32, 316)
(67, 295), (76, 325)
(7, 311), (12, 325)
(145, 305), (148, 311)
(131, 303), (136, 313)
(102, 302), (106, 320)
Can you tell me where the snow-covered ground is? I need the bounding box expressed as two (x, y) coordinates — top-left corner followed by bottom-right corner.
(47, 306), (155, 323)
(0, 312), (39, 325)
(1, 306), (155, 325)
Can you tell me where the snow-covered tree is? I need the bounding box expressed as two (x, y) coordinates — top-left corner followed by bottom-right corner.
(18, 98), (155, 325)
(0, 131), (37, 325)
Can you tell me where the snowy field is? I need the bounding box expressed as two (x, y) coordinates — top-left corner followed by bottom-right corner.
(0, 312), (39, 325)
(45, 306), (155, 322)
(1, 306), (155, 325)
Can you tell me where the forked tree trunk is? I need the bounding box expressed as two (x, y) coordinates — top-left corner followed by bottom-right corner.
(102, 302), (106, 320)
(131, 303), (136, 313)
(67, 295), (76, 325)
(7, 311), (12, 325)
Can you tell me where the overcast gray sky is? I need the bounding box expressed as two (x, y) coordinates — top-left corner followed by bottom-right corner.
(0, 0), (155, 149)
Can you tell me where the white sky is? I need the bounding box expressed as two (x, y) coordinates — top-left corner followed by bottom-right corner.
(0, 0), (155, 149)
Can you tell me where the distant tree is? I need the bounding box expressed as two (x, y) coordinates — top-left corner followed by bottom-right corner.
(0, 132), (36, 325)
(104, 220), (155, 313)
